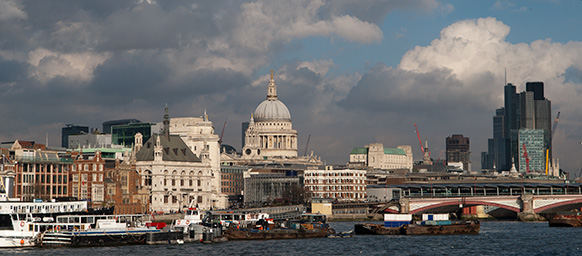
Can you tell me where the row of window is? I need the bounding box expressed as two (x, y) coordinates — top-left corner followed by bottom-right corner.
(306, 185), (366, 191)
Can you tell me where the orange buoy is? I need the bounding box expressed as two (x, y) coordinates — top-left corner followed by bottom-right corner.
(20, 239), (24, 245)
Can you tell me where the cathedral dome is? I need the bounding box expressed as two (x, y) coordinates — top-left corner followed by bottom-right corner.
(253, 99), (291, 122)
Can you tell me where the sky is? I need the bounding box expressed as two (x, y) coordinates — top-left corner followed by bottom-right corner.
(1, 0), (582, 175)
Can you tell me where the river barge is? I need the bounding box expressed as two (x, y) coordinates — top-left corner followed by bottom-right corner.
(549, 211), (582, 227)
(355, 213), (480, 236)
(224, 213), (334, 240)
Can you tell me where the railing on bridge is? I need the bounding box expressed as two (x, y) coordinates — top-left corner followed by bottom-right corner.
(399, 183), (582, 199)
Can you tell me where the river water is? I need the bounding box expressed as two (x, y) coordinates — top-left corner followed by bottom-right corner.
(5, 221), (582, 256)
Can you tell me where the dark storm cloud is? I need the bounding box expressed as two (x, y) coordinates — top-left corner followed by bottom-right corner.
(0, 57), (28, 83)
(326, 0), (438, 24)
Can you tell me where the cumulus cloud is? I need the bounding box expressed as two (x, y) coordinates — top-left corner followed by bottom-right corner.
(0, 0), (27, 20)
(27, 48), (111, 84)
(339, 17), (582, 171)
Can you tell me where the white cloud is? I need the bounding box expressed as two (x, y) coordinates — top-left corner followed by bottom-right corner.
(234, 0), (383, 53)
(27, 48), (111, 83)
(0, 0), (26, 20)
(297, 59), (334, 77)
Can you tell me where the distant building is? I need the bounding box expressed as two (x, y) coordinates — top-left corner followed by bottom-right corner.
(111, 122), (161, 147)
(68, 133), (112, 149)
(243, 169), (302, 206)
(102, 119), (141, 134)
(304, 166), (366, 202)
(482, 82), (554, 173)
(221, 165), (247, 196)
(62, 124), (89, 148)
(446, 134), (471, 171)
(518, 129), (549, 173)
(349, 143), (413, 172)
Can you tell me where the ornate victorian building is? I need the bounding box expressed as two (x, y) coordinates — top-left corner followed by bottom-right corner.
(242, 70), (298, 160)
(134, 107), (225, 212)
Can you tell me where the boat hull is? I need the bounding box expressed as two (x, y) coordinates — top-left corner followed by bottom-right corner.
(354, 221), (480, 236)
(548, 218), (582, 227)
(39, 230), (183, 247)
(354, 223), (402, 235)
(225, 227), (332, 240)
(403, 222), (480, 235)
(0, 234), (36, 248)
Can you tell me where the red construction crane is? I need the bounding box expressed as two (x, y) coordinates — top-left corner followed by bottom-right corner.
(414, 123), (424, 154)
(522, 143), (530, 173)
(218, 121), (227, 144)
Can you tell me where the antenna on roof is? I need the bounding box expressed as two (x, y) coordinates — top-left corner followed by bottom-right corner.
(504, 67), (507, 85)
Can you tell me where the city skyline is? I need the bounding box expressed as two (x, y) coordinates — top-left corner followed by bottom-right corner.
(1, 1), (582, 174)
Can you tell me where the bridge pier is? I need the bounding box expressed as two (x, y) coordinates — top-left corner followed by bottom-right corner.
(518, 194), (545, 221)
(400, 198), (410, 214)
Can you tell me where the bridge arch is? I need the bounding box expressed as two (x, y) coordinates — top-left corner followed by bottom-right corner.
(410, 200), (520, 214)
(535, 198), (582, 213)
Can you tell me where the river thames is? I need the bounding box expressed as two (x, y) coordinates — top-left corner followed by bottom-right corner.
(5, 221), (582, 256)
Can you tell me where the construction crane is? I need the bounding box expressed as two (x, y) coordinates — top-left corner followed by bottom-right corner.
(551, 112), (560, 140)
(522, 143), (530, 173)
(218, 121), (227, 145)
(436, 149), (445, 166)
(546, 112), (560, 175)
(304, 134), (311, 156)
(414, 123), (432, 164)
(414, 123), (425, 155)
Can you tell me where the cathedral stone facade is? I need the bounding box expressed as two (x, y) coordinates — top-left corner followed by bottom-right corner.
(242, 70), (298, 160)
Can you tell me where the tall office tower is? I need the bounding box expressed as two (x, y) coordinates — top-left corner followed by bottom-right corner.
(62, 124), (89, 148)
(483, 107), (505, 170)
(503, 83), (521, 171)
(446, 134), (471, 171)
(518, 129), (547, 173)
(517, 82), (552, 172)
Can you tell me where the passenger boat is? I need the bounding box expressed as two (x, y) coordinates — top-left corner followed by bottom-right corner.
(355, 213), (480, 236)
(224, 213), (334, 240)
(0, 191), (89, 248)
(36, 214), (182, 247)
(548, 211), (582, 227)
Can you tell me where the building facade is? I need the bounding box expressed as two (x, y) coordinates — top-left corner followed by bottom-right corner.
(304, 166), (366, 202)
(8, 141), (71, 201)
(62, 124), (89, 148)
(134, 108), (225, 212)
(68, 133), (112, 149)
(446, 134), (471, 171)
(170, 115), (221, 179)
(243, 169), (303, 206)
(69, 151), (106, 208)
(349, 143), (413, 172)
(111, 122), (161, 147)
